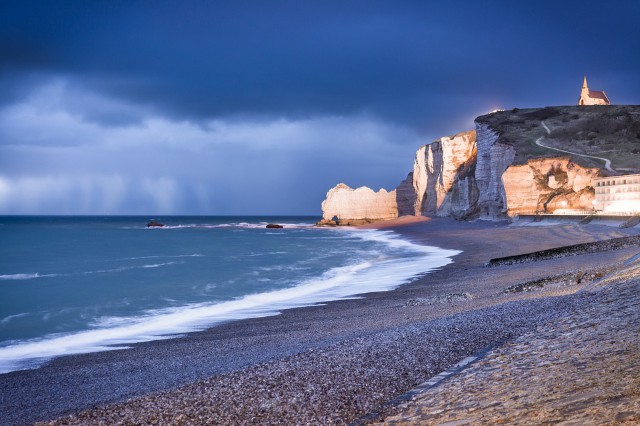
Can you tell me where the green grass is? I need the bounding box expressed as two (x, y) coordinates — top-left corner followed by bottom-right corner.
(476, 105), (640, 174)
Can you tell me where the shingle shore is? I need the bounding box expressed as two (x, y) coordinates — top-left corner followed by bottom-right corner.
(1, 219), (637, 425)
(378, 269), (640, 425)
(40, 292), (593, 425)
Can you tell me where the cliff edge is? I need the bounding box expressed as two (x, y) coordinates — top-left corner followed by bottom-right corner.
(320, 105), (640, 224)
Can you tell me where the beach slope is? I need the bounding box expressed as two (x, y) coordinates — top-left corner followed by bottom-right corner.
(1, 219), (638, 425)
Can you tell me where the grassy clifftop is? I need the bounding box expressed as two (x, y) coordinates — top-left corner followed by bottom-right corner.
(476, 105), (640, 174)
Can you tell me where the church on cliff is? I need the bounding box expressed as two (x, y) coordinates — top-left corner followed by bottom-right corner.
(578, 76), (611, 105)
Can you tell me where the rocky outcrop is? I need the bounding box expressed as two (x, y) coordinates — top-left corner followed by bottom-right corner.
(502, 157), (599, 215)
(412, 131), (477, 217)
(395, 173), (416, 217)
(438, 161), (479, 220)
(474, 123), (516, 219)
(319, 131), (479, 225)
(319, 183), (398, 225)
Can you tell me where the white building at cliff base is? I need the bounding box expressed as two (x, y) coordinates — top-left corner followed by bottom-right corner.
(594, 174), (640, 214)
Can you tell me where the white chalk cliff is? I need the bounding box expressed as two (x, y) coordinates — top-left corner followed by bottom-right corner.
(474, 123), (516, 218)
(319, 183), (398, 225)
(320, 114), (600, 224)
(412, 130), (477, 217)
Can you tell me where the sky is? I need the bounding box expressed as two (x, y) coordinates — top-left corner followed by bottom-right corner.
(1, 1), (639, 215)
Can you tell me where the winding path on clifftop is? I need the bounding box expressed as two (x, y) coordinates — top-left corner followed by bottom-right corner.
(537, 120), (615, 172)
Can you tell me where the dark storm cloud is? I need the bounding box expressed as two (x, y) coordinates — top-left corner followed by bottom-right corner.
(0, 106), (421, 214)
(2, 1), (638, 131)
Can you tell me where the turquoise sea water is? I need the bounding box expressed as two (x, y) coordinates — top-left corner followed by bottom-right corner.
(0, 216), (459, 373)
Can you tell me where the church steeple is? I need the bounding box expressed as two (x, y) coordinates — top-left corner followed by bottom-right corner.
(579, 76), (589, 105)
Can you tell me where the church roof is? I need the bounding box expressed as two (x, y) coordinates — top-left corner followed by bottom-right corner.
(588, 90), (610, 102)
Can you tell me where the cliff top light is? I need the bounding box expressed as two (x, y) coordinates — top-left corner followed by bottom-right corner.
(578, 76), (611, 105)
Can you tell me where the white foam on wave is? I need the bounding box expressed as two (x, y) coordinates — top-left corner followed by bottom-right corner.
(0, 273), (56, 281)
(1, 260), (185, 283)
(123, 254), (204, 261)
(0, 229), (460, 374)
(1, 313), (30, 325)
(142, 262), (179, 268)
(83, 261), (181, 275)
(155, 221), (315, 230)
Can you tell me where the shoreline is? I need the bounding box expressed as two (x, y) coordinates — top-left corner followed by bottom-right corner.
(355, 215), (432, 229)
(0, 220), (455, 375)
(2, 218), (639, 425)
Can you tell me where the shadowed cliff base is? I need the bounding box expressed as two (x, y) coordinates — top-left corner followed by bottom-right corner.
(3, 219), (638, 425)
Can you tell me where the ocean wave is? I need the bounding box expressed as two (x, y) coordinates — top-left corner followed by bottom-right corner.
(84, 261), (181, 274)
(347, 228), (445, 254)
(149, 224), (199, 229)
(150, 221), (315, 230)
(0, 229), (461, 374)
(123, 254), (204, 260)
(245, 251), (289, 258)
(142, 262), (179, 268)
(1, 261), (183, 283)
(212, 222), (315, 229)
(0, 273), (56, 280)
(1, 313), (30, 325)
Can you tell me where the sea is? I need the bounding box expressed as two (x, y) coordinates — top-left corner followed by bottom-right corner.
(0, 216), (460, 374)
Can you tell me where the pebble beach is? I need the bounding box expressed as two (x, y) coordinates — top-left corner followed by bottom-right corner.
(1, 217), (639, 425)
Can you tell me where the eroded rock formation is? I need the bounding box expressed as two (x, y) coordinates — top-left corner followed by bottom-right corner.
(319, 183), (398, 226)
(502, 157), (599, 215)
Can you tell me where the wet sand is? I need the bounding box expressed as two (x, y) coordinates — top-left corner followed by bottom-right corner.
(1, 218), (639, 425)
(356, 215), (431, 229)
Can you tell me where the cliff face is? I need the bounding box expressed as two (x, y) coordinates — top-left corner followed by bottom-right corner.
(470, 123), (599, 219)
(502, 157), (599, 215)
(319, 183), (398, 225)
(474, 124), (516, 219)
(395, 173), (416, 217)
(319, 106), (631, 224)
(413, 131), (477, 217)
(319, 131), (481, 224)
